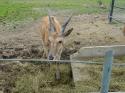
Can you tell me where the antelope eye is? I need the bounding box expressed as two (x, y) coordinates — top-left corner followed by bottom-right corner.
(58, 41), (62, 43)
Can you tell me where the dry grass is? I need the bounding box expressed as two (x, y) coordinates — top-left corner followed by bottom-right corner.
(74, 56), (125, 92)
(0, 56), (125, 93)
(0, 62), (73, 93)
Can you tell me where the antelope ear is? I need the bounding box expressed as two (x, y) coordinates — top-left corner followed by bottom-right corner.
(63, 28), (73, 37)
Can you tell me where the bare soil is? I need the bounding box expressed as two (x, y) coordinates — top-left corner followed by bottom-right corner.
(0, 14), (125, 93)
(0, 14), (125, 59)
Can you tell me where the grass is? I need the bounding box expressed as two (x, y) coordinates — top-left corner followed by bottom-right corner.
(0, 0), (112, 23)
(74, 56), (125, 92)
(0, 62), (74, 93)
(0, 57), (125, 92)
(0, 0), (124, 31)
(75, 65), (125, 92)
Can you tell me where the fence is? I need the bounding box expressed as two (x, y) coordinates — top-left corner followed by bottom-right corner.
(0, 50), (125, 93)
(109, 0), (125, 23)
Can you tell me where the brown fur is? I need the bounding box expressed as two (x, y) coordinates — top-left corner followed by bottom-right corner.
(39, 16), (73, 60)
(40, 16), (61, 45)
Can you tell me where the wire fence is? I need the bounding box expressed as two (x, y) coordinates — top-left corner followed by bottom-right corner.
(0, 58), (125, 66)
(109, 0), (125, 23)
(0, 51), (125, 92)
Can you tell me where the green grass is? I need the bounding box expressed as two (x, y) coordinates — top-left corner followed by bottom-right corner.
(0, 0), (112, 23)
(0, 0), (125, 23)
(0, 0), (125, 28)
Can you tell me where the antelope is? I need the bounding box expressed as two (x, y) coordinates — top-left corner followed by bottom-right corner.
(40, 15), (73, 60)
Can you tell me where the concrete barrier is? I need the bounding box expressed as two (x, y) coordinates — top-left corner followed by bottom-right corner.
(71, 45), (125, 60)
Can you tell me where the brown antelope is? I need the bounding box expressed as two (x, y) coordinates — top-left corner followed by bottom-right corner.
(40, 15), (73, 60)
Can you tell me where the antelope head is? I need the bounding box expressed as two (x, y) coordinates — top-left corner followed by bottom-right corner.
(48, 15), (73, 60)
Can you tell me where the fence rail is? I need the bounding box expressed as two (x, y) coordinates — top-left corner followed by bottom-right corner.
(0, 58), (125, 66)
(0, 59), (102, 64)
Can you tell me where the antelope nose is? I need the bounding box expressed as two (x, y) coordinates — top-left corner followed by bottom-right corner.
(49, 55), (54, 60)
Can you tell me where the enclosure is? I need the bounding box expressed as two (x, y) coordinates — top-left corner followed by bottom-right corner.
(0, 0), (125, 93)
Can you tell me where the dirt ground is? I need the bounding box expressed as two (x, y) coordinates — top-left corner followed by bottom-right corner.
(0, 14), (125, 59)
(0, 14), (125, 93)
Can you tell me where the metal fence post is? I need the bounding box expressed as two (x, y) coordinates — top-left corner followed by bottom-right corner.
(109, 0), (115, 23)
(100, 50), (114, 93)
(55, 62), (61, 80)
